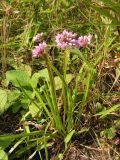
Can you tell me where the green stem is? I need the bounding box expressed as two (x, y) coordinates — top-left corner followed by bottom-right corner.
(63, 49), (69, 124)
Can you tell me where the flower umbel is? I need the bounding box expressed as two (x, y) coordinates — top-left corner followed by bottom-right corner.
(55, 30), (77, 50)
(33, 33), (43, 43)
(55, 30), (92, 49)
(76, 34), (92, 48)
(32, 41), (47, 58)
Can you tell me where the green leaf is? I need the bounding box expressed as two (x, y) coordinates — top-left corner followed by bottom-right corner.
(64, 130), (75, 148)
(0, 90), (8, 115)
(54, 74), (74, 90)
(19, 90), (34, 110)
(11, 102), (22, 113)
(8, 90), (21, 103)
(6, 70), (31, 88)
(0, 89), (21, 115)
(31, 68), (49, 88)
(0, 131), (59, 141)
(0, 149), (8, 160)
(78, 128), (89, 134)
(0, 139), (13, 150)
(95, 104), (120, 118)
(58, 153), (64, 160)
(96, 102), (105, 113)
(17, 64), (32, 76)
(29, 102), (42, 117)
(9, 61), (32, 76)
(100, 127), (116, 139)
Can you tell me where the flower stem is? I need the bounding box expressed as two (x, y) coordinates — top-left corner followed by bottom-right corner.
(63, 49), (69, 125)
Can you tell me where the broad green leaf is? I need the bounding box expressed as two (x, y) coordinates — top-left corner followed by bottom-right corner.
(7, 90), (21, 104)
(29, 102), (42, 117)
(16, 64), (32, 76)
(20, 90), (35, 109)
(0, 89), (21, 115)
(0, 139), (13, 150)
(6, 90), (21, 114)
(6, 70), (31, 88)
(20, 64), (31, 76)
(54, 74), (74, 90)
(8, 60), (32, 76)
(31, 68), (49, 88)
(0, 150), (8, 160)
(0, 90), (8, 115)
(11, 102), (22, 113)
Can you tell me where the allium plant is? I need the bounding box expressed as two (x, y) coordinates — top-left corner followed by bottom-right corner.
(32, 30), (92, 137)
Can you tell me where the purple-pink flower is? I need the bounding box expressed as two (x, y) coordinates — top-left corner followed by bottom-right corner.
(55, 30), (77, 50)
(55, 30), (92, 50)
(32, 41), (47, 58)
(33, 33), (43, 43)
(32, 31), (92, 58)
(76, 35), (92, 48)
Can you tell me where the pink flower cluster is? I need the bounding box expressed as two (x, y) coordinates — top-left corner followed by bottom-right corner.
(32, 30), (92, 58)
(55, 30), (77, 49)
(76, 35), (92, 48)
(32, 42), (47, 58)
(32, 33), (47, 58)
(55, 30), (92, 50)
